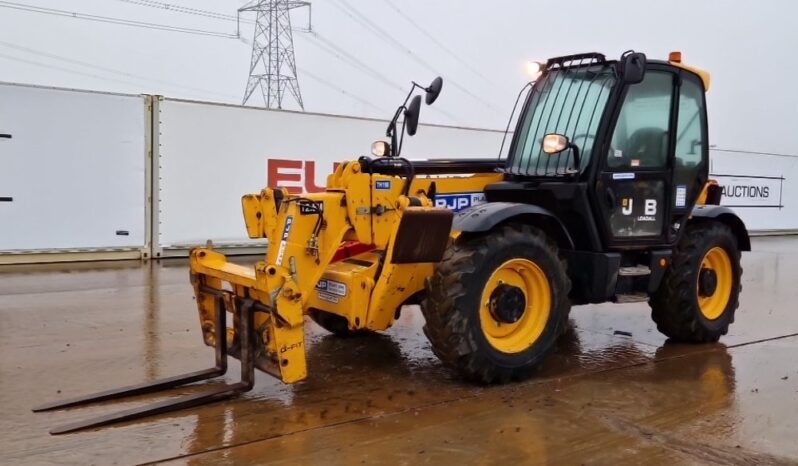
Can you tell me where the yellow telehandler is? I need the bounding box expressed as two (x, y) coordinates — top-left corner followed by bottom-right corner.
(35, 51), (749, 434)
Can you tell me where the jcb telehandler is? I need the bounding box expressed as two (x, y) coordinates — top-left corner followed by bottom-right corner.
(36, 51), (749, 434)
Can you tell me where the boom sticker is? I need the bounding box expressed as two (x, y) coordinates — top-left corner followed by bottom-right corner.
(276, 216), (293, 265)
(299, 200), (323, 215)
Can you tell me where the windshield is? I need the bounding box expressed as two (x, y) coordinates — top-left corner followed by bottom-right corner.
(508, 64), (617, 176)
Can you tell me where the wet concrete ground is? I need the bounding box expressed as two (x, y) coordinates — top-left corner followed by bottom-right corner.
(1, 237), (797, 465)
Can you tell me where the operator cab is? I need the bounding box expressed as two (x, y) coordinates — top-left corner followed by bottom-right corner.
(490, 51), (711, 250)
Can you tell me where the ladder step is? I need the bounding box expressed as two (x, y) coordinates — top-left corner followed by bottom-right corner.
(618, 265), (651, 277)
(615, 292), (649, 304)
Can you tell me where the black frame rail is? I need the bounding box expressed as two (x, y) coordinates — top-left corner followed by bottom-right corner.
(33, 289), (256, 435)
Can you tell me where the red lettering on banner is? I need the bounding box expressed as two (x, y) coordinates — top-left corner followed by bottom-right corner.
(304, 160), (325, 193)
(267, 158), (337, 194)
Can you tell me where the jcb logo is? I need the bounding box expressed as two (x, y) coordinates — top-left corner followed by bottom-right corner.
(645, 199), (657, 215)
(621, 198), (633, 215)
(621, 198), (657, 216)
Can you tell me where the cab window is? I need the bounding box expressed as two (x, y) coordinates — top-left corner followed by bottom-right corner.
(607, 72), (674, 169)
(673, 77), (706, 202)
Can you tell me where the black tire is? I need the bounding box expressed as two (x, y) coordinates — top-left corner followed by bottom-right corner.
(308, 309), (374, 337)
(421, 224), (571, 384)
(650, 221), (742, 342)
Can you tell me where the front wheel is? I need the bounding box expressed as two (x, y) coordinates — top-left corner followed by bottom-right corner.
(421, 224), (571, 384)
(650, 221), (743, 342)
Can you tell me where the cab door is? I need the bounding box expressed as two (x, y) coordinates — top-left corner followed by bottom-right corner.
(595, 68), (677, 246)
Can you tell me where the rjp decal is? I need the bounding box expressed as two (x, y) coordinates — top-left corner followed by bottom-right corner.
(375, 180), (391, 190)
(316, 278), (347, 297)
(434, 192), (486, 212)
(276, 216), (293, 265)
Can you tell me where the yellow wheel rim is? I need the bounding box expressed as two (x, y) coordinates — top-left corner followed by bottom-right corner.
(697, 247), (733, 320)
(479, 258), (551, 354)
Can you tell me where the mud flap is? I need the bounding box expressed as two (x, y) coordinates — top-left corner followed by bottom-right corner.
(391, 208), (453, 264)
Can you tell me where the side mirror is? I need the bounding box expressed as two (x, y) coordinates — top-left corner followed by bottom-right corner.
(542, 133), (570, 154)
(405, 95), (422, 136)
(542, 133), (581, 170)
(621, 52), (647, 84)
(425, 77), (443, 105)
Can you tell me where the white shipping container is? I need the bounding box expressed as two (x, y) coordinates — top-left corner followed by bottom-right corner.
(0, 83), (148, 252)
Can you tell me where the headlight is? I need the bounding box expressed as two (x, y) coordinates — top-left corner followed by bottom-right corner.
(526, 61), (543, 78)
(371, 140), (391, 157)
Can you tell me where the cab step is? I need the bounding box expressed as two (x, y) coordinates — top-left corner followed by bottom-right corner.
(614, 292), (649, 304)
(618, 265), (651, 277)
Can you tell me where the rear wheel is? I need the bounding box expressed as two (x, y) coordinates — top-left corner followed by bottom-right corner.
(421, 224), (571, 383)
(650, 221), (742, 342)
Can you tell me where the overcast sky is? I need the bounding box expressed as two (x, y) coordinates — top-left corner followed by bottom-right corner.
(1, 0), (796, 155)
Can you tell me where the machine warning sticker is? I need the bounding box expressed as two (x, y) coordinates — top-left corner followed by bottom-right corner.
(276, 216), (293, 265)
(299, 200), (323, 215)
(612, 172), (636, 180)
(675, 185), (687, 207)
(375, 180), (391, 190)
(316, 291), (340, 304)
(316, 279), (347, 297)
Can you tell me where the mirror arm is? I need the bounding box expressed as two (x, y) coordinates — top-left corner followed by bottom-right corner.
(568, 143), (581, 170)
(386, 104), (408, 158)
(397, 117), (407, 158)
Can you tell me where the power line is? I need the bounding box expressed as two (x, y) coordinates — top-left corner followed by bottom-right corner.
(0, 51), (163, 89)
(114, 0), (254, 24)
(305, 32), (405, 92)
(327, 0), (502, 114)
(0, 40), (240, 100)
(0, 1), (238, 38)
(380, 0), (496, 88)
(297, 66), (384, 113)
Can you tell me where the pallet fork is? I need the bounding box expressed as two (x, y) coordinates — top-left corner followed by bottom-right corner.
(33, 290), (256, 435)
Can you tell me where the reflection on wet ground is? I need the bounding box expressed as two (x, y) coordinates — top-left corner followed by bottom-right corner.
(1, 237), (797, 465)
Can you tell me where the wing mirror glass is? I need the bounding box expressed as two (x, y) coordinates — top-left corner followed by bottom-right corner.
(425, 77), (443, 105)
(542, 133), (570, 154)
(621, 51), (647, 84)
(404, 95), (422, 136)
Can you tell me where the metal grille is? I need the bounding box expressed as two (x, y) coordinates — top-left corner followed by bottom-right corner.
(508, 60), (617, 177)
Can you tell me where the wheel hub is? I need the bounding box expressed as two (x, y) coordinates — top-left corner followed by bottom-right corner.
(698, 268), (718, 297)
(489, 284), (526, 324)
